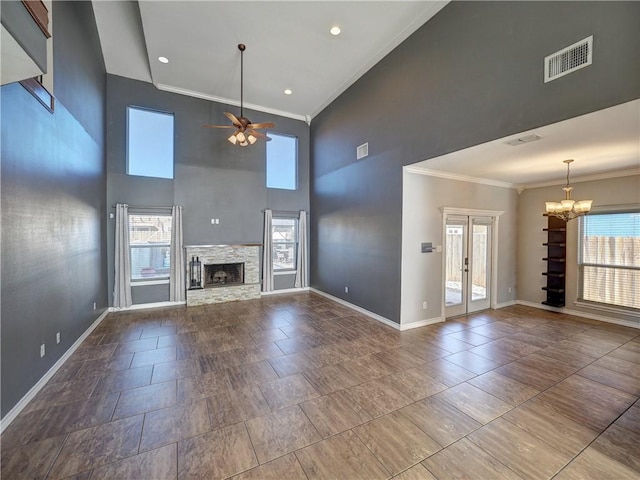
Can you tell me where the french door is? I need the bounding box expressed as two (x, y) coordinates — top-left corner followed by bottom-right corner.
(445, 215), (492, 317)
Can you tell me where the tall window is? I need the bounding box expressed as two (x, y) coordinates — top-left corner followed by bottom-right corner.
(272, 217), (297, 271)
(266, 133), (297, 190)
(127, 106), (174, 179)
(129, 213), (172, 281)
(578, 209), (640, 311)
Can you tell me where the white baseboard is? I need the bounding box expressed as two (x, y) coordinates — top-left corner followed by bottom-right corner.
(261, 287), (310, 296)
(400, 316), (445, 330)
(309, 288), (402, 330)
(113, 300), (186, 312)
(0, 308), (111, 434)
(495, 300), (517, 309)
(516, 300), (639, 330)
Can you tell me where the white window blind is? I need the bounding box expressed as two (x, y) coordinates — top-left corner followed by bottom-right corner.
(579, 210), (640, 311)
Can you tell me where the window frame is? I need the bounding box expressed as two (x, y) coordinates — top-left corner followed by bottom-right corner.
(128, 211), (173, 285)
(266, 132), (298, 191)
(577, 205), (640, 314)
(272, 216), (298, 273)
(126, 105), (175, 180)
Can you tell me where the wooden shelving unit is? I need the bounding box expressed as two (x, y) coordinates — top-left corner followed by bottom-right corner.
(542, 216), (567, 307)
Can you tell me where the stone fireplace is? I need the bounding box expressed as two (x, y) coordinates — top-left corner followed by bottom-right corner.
(184, 244), (260, 306)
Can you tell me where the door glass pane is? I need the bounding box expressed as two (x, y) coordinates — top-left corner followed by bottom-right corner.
(471, 224), (488, 301)
(446, 225), (464, 306)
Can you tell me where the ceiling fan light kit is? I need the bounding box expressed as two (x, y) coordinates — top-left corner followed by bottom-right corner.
(202, 44), (275, 146)
(544, 159), (593, 221)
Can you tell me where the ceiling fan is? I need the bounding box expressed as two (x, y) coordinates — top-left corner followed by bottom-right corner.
(203, 44), (275, 146)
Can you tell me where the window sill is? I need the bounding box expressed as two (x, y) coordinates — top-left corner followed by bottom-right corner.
(274, 271), (296, 276)
(574, 300), (640, 318)
(132, 279), (169, 287)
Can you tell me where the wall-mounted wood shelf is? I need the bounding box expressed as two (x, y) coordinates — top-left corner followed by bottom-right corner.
(542, 215), (567, 307)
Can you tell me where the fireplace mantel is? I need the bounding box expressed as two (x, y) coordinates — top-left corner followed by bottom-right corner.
(184, 244), (260, 306)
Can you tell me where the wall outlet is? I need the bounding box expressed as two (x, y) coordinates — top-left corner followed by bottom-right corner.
(40, 344), (45, 358)
(56, 332), (61, 344)
(344, 286), (349, 293)
(423, 301), (428, 310)
(508, 287), (512, 294)
(93, 302), (97, 311)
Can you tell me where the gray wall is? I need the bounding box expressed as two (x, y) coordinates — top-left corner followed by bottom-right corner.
(518, 175), (640, 324)
(310, 1), (640, 323)
(0, 0), (48, 71)
(106, 75), (310, 304)
(1, 1), (107, 418)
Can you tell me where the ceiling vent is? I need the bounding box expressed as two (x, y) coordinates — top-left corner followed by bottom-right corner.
(504, 134), (542, 147)
(356, 142), (369, 160)
(544, 36), (593, 83)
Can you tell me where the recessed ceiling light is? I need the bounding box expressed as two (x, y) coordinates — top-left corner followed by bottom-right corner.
(330, 26), (341, 36)
(158, 56), (169, 64)
(284, 89), (292, 95)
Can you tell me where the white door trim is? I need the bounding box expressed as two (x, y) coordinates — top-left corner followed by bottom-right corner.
(441, 207), (504, 319)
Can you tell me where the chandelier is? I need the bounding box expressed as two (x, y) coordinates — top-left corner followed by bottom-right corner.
(545, 159), (593, 221)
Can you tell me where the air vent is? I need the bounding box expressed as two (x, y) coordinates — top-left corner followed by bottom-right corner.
(356, 142), (368, 160)
(505, 134), (542, 147)
(544, 36), (593, 83)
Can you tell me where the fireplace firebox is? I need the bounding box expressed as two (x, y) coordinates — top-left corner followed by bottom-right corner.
(204, 263), (244, 288)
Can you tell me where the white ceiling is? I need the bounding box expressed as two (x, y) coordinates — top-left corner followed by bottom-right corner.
(408, 99), (640, 188)
(93, 0), (448, 122)
(92, 1), (639, 186)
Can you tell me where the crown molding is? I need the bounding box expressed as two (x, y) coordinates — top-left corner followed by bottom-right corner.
(154, 83), (308, 122)
(521, 168), (640, 190)
(405, 165), (517, 189)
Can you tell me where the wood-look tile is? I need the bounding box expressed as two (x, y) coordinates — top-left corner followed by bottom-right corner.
(594, 355), (640, 378)
(91, 366), (152, 397)
(0, 434), (66, 479)
(353, 411), (441, 475)
(552, 374), (637, 413)
(392, 464), (438, 480)
(226, 360), (278, 389)
(577, 363), (640, 396)
(442, 350), (503, 374)
(208, 384), (271, 429)
(140, 325), (177, 338)
(502, 400), (598, 456)
(495, 361), (563, 390)
(112, 380), (177, 419)
(48, 361), (84, 384)
(89, 443), (177, 480)
(387, 367), (449, 401)
(230, 453), (308, 480)
(25, 376), (100, 413)
(609, 341), (640, 364)
(151, 358), (201, 383)
(468, 417), (571, 480)
(249, 327), (289, 345)
(295, 430), (389, 480)
(48, 415), (144, 479)
(591, 424), (640, 472)
(95, 330), (143, 345)
(434, 382), (512, 424)
(177, 371), (230, 403)
(178, 422), (258, 479)
(426, 335), (474, 354)
(76, 354), (134, 378)
(129, 346), (176, 368)
(342, 354), (397, 380)
(113, 337), (158, 356)
(419, 358), (476, 387)
(302, 363), (362, 395)
(28, 393), (120, 442)
(615, 405), (640, 435)
(422, 438), (524, 480)
(245, 405), (321, 464)
(139, 399), (211, 452)
(398, 396), (481, 447)
(399, 342), (450, 363)
(373, 347), (425, 371)
(268, 351), (316, 377)
(69, 344), (118, 363)
(554, 447), (639, 480)
(345, 377), (413, 418)
(304, 343), (352, 367)
(447, 330), (493, 346)
(300, 390), (372, 438)
(259, 373), (319, 410)
(468, 371), (539, 406)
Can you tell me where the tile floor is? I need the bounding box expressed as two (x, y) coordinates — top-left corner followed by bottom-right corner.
(1, 292), (638, 479)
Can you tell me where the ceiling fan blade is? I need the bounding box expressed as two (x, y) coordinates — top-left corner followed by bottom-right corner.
(247, 122), (275, 130)
(202, 124), (236, 129)
(247, 130), (271, 141)
(224, 112), (242, 127)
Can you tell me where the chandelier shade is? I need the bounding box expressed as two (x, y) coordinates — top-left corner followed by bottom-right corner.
(544, 160), (593, 221)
